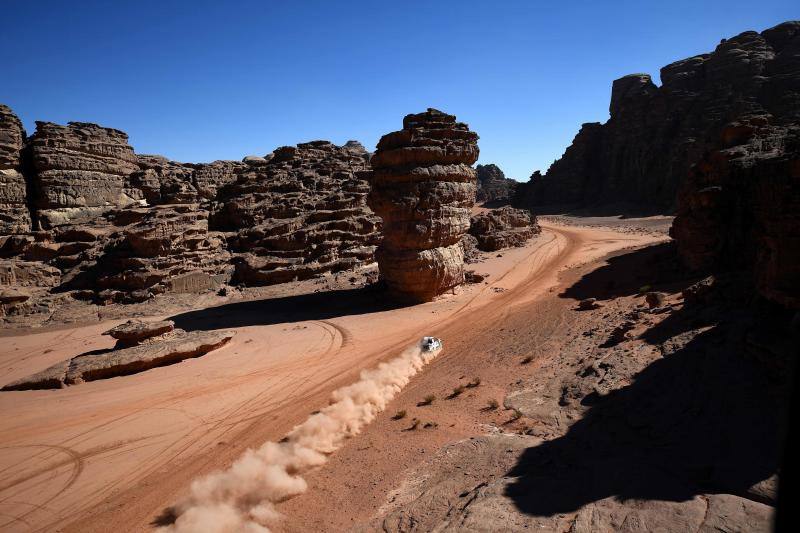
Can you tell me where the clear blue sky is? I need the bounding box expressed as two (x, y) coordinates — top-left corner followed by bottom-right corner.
(1, 1), (796, 181)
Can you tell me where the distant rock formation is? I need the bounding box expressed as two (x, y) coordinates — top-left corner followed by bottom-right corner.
(475, 164), (517, 204)
(368, 109), (479, 302)
(514, 21), (800, 213)
(0, 104), (383, 318)
(469, 207), (540, 251)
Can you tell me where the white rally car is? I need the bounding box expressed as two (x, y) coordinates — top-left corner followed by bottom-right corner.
(421, 336), (443, 352)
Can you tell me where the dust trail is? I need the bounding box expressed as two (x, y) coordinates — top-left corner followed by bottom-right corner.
(161, 341), (439, 532)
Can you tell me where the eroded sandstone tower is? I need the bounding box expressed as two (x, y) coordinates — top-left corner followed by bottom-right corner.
(368, 108), (479, 302)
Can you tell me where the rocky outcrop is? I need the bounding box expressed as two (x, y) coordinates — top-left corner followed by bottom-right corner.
(131, 156), (245, 204)
(368, 109), (479, 302)
(2, 328), (235, 390)
(65, 204), (233, 303)
(469, 207), (540, 251)
(0, 105), (31, 233)
(28, 121), (142, 227)
(212, 140), (381, 285)
(515, 21), (800, 212)
(476, 164), (517, 204)
(0, 103), (386, 315)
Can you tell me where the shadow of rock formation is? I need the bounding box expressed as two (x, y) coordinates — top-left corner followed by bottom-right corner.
(169, 285), (407, 332)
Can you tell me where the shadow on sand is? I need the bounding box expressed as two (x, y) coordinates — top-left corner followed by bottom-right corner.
(504, 324), (785, 515)
(169, 285), (408, 332)
(559, 241), (687, 303)
(505, 244), (789, 518)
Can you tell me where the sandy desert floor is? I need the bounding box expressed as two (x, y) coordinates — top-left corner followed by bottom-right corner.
(0, 220), (669, 532)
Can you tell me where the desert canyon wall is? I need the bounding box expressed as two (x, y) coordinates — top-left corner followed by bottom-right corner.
(514, 21), (800, 213)
(515, 21), (800, 310)
(368, 109), (480, 302)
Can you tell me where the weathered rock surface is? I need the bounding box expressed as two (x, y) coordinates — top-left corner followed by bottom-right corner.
(0, 105), (31, 233)
(212, 140), (381, 285)
(103, 319), (175, 347)
(468, 206), (540, 251)
(475, 163), (516, 204)
(514, 21), (800, 213)
(87, 204), (232, 303)
(368, 109), (479, 302)
(28, 121), (142, 227)
(2, 328), (234, 390)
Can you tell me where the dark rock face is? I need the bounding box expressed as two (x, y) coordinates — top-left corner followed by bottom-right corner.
(669, 21), (800, 309)
(671, 124), (800, 309)
(28, 121), (142, 227)
(475, 164), (517, 204)
(212, 140), (381, 285)
(0, 105), (31, 233)
(469, 207), (540, 251)
(369, 109), (479, 302)
(515, 21), (800, 213)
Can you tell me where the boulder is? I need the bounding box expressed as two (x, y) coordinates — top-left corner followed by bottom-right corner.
(103, 319), (175, 347)
(368, 109), (479, 302)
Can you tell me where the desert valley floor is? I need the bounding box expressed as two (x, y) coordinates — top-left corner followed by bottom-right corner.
(1, 215), (783, 532)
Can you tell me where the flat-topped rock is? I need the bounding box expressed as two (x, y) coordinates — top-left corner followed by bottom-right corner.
(2, 329), (234, 390)
(103, 319), (175, 346)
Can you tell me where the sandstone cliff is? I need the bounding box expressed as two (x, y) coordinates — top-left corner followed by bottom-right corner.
(514, 21), (800, 213)
(212, 140), (381, 285)
(0, 105), (382, 317)
(368, 109), (479, 302)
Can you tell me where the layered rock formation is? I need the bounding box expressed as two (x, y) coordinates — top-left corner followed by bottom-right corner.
(0, 104), (383, 317)
(213, 140), (381, 285)
(28, 121), (142, 227)
(515, 21), (800, 212)
(469, 206), (540, 251)
(0, 104), (30, 233)
(475, 163), (517, 204)
(368, 109), (479, 302)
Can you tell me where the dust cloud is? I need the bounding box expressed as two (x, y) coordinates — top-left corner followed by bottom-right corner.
(161, 341), (439, 532)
